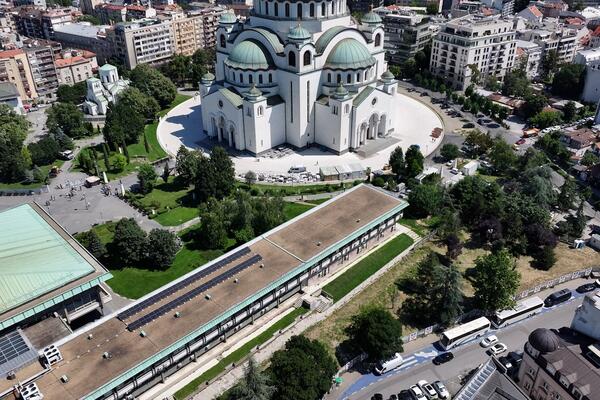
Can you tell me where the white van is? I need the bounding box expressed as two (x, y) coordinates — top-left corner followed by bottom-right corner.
(288, 165), (306, 173)
(374, 353), (404, 375)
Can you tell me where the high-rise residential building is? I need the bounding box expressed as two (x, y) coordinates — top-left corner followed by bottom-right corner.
(518, 27), (578, 64)
(187, 5), (227, 49)
(12, 0), (47, 9)
(14, 8), (73, 40)
(430, 15), (516, 90)
(516, 39), (542, 78)
(374, 6), (433, 65)
(23, 40), (61, 100)
(171, 15), (203, 56)
(574, 48), (600, 103)
(80, 0), (103, 15)
(94, 3), (126, 24)
(107, 19), (174, 68)
(54, 49), (98, 85)
(0, 48), (38, 101)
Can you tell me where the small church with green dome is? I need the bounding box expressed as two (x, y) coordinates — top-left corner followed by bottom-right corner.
(199, 2), (400, 155)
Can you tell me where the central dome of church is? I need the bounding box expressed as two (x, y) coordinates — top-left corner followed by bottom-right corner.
(325, 38), (376, 70)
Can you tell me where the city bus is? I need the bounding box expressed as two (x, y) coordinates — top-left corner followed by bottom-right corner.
(439, 317), (491, 350)
(491, 296), (544, 329)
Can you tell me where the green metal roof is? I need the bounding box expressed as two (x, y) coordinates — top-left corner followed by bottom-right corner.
(353, 85), (375, 106)
(245, 28), (285, 54)
(315, 26), (346, 54)
(325, 38), (376, 70)
(225, 39), (273, 70)
(0, 204), (96, 315)
(98, 64), (117, 71)
(361, 11), (383, 25)
(219, 11), (237, 24)
(219, 87), (243, 108)
(288, 24), (311, 40)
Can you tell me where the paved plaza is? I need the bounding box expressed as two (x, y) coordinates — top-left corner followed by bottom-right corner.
(157, 93), (445, 175)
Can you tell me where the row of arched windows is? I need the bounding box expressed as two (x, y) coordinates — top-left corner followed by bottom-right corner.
(288, 51), (312, 67)
(228, 68), (275, 85)
(258, 0), (344, 19)
(326, 68), (375, 85)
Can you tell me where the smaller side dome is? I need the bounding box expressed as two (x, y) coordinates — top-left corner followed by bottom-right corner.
(219, 11), (238, 25)
(361, 11), (382, 26)
(288, 24), (311, 41)
(245, 84), (263, 100)
(528, 328), (560, 354)
(381, 70), (394, 82)
(201, 72), (215, 84)
(333, 83), (349, 100)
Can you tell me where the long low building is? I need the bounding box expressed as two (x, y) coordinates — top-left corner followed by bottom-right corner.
(0, 184), (407, 400)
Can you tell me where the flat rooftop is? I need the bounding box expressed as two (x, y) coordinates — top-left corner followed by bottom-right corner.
(0, 204), (111, 331)
(4, 185), (405, 400)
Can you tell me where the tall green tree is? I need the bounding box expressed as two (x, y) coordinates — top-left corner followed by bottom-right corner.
(389, 146), (404, 178)
(77, 230), (106, 259)
(175, 145), (199, 185)
(404, 145), (424, 179)
(557, 178), (577, 211)
(137, 164), (157, 194)
(435, 264), (463, 326)
(407, 183), (444, 218)
(210, 146), (236, 199)
(28, 136), (59, 166)
(162, 54), (192, 86)
(117, 87), (160, 120)
(56, 81), (87, 104)
(103, 101), (145, 146)
(440, 143), (460, 161)
(227, 357), (274, 400)
(472, 249), (521, 314)
(346, 306), (403, 361)
(552, 64), (586, 99)
(46, 102), (92, 138)
(541, 50), (559, 80)
(269, 336), (337, 400)
(489, 139), (517, 173)
(113, 218), (147, 265)
(198, 200), (228, 249)
(129, 64), (177, 108)
(562, 101), (577, 122)
(146, 229), (180, 269)
(521, 93), (547, 119)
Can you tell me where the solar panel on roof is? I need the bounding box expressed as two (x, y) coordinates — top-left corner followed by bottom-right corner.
(0, 330), (38, 377)
(118, 247), (251, 321)
(127, 254), (262, 331)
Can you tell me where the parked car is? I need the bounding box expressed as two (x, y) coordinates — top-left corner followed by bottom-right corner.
(432, 352), (454, 365)
(420, 92), (428, 97)
(432, 381), (450, 399)
(409, 385), (427, 400)
(59, 150), (74, 160)
(544, 289), (572, 307)
(417, 380), (438, 399)
(507, 351), (523, 366)
(488, 343), (508, 355)
(498, 355), (513, 370)
(389, 395), (398, 400)
(450, 168), (459, 175)
(576, 283), (597, 293)
(372, 394), (384, 400)
(480, 335), (498, 348)
(288, 165), (306, 173)
(516, 138), (526, 145)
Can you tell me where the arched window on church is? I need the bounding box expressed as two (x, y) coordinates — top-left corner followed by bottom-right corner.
(258, 106), (264, 116)
(356, 72), (360, 82)
(375, 33), (381, 47)
(288, 51), (296, 67)
(309, 3), (315, 16)
(321, 2), (326, 16)
(364, 70), (368, 80)
(297, 3), (302, 18)
(259, 74), (263, 84)
(337, 73), (341, 83)
(269, 73), (273, 83)
(345, 104), (350, 114)
(327, 73), (331, 83)
(331, 1), (334, 14)
(346, 74), (351, 84)
(274, 2), (279, 16)
(303, 51), (311, 66)
(220, 34), (226, 48)
(249, 74), (253, 84)
(266, 1), (269, 14)
(285, 2), (290, 17)
(240, 73), (244, 83)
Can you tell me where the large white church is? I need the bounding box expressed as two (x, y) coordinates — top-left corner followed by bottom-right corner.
(199, 1), (401, 155)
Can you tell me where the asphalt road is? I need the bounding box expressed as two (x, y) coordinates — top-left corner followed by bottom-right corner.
(341, 291), (586, 400)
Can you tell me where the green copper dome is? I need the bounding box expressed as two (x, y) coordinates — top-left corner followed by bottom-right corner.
(219, 11), (238, 24)
(325, 39), (376, 70)
(226, 40), (273, 70)
(361, 11), (382, 25)
(333, 83), (349, 99)
(245, 84), (263, 100)
(201, 72), (215, 83)
(381, 70), (394, 81)
(288, 24), (311, 40)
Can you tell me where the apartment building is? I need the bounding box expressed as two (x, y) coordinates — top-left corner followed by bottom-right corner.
(374, 6), (433, 65)
(14, 8), (73, 40)
(516, 39), (542, 78)
(519, 27), (578, 64)
(575, 48), (600, 103)
(54, 49), (97, 85)
(12, 0), (47, 8)
(108, 19), (174, 68)
(80, 0), (103, 15)
(23, 40), (61, 100)
(95, 4), (126, 24)
(0, 48), (37, 101)
(53, 23), (113, 64)
(187, 6), (226, 48)
(430, 15), (516, 90)
(171, 15), (202, 56)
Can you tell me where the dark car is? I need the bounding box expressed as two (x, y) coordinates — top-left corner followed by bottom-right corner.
(420, 92), (428, 97)
(398, 390), (413, 400)
(389, 395), (398, 400)
(544, 289), (572, 307)
(372, 394), (384, 400)
(576, 283), (597, 293)
(433, 352), (454, 365)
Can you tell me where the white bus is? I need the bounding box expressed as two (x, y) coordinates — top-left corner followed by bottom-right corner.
(439, 317), (491, 350)
(491, 296), (544, 329)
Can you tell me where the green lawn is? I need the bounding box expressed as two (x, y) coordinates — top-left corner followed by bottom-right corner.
(159, 93), (190, 117)
(305, 197), (331, 205)
(322, 234), (414, 302)
(239, 182), (350, 196)
(398, 218), (427, 237)
(154, 207), (198, 226)
(174, 307), (308, 400)
(0, 160), (65, 190)
(283, 202), (314, 220)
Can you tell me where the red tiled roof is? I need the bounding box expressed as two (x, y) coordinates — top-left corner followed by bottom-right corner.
(99, 4), (125, 10)
(54, 55), (90, 67)
(528, 5), (543, 17)
(516, 47), (525, 56)
(0, 49), (24, 58)
(126, 5), (146, 11)
(565, 17), (583, 25)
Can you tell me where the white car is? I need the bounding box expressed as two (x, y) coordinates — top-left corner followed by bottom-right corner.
(410, 385), (427, 400)
(433, 381), (450, 399)
(489, 343), (508, 355)
(417, 380), (438, 399)
(480, 335), (498, 348)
